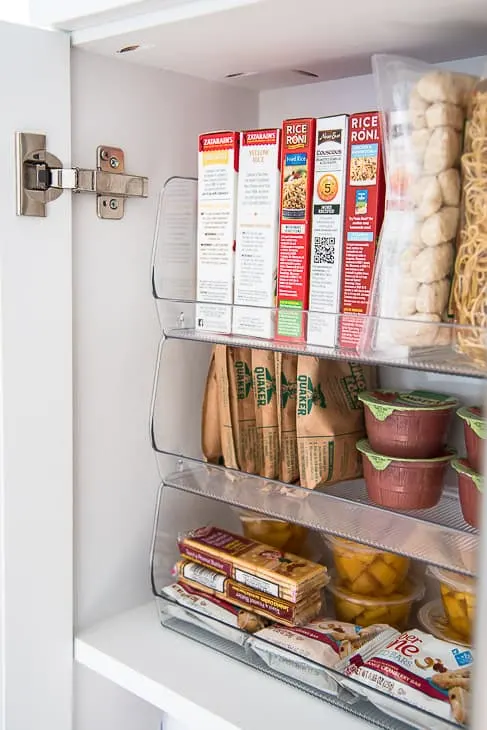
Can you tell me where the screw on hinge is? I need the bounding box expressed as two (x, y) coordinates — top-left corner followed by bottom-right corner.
(109, 156), (120, 169)
(100, 148), (110, 161)
(109, 199), (119, 210)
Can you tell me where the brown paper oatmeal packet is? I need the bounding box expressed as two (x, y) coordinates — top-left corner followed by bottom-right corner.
(252, 349), (279, 478)
(214, 345), (238, 469)
(276, 353), (299, 483)
(296, 357), (376, 488)
(201, 348), (223, 464)
(228, 347), (260, 474)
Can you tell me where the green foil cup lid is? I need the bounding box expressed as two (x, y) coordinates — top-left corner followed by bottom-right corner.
(356, 438), (456, 471)
(452, 457), (483, 492)
(358, 390), (459, 422)
(457, 406), (486, 439)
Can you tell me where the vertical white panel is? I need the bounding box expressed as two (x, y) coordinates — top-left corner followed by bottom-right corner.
(0, 21), (72, 730)
(71, 48), (257, 728)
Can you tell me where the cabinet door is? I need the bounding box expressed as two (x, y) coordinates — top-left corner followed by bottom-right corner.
(0, 21), (72, 730)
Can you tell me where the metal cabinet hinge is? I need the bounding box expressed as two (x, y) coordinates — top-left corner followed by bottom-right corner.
(16, 132), (149, 220)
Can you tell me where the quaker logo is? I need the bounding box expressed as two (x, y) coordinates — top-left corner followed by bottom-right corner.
(281, 372), (297, 408)
(254, 366), (276, 406)
(318, 129), (342, 145)
(235, 361), (252, 400)
(297, 375), (326, 415)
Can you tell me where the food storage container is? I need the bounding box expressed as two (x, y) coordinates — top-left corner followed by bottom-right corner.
(457, 406), (486, 473)
(328, 577), (423, 630)
(358, 390), (458, 458)
(236, 510), (309, 555)
(418, 599), (471, 647)
(452, 458), (483, 528)
(356, 439), (455, 510)
(429, 567), (476, 643)
(324, 535), (410, 596)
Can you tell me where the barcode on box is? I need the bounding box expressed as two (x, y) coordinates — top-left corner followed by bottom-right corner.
(313, 236), (335, 265)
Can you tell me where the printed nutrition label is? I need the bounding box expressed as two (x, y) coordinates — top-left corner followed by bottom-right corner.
(183, 562), (226, 593)
(234, 567), (279, 597)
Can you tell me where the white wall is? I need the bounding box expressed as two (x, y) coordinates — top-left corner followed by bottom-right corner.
(0, 0), (30, 23)
(259, 55), (487, 126)
(71, 48), (258, 730)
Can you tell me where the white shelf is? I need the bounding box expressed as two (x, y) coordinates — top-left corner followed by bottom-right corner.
(75, 602), (374, 730)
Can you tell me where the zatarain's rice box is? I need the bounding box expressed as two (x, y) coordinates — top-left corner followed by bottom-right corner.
(233, 128), (281, 338)
(196, 131), (239, 334)
(277, 118), (316, 340)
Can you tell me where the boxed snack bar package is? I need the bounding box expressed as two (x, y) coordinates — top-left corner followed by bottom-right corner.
(233, 129), (281, 338)
(178, 526), (328, 602)
(308, 115), (349, 347)
(339, 112), (385, 349)
(161, 582), (268, 645)
(343, 629), (473, 729)
(248, 619), (395, 695)
(296, 356), (374, 488)
(175, 560), (322, 626)
(277, 118), (316, 339)
(196, 131), (239, 334)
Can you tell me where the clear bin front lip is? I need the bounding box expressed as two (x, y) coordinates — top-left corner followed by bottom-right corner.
(150, 457), (479, 579)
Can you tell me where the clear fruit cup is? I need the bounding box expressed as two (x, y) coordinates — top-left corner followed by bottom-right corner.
(236, 510), (309, 555)
(429, 566), (476, 643)
(328, 577), (424, 630)
(324, 536), (410, 596)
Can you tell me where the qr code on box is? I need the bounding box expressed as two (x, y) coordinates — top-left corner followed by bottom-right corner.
(313, 236), (335, 264)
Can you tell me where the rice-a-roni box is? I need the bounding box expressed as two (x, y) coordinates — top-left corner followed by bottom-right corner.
(196, 131), (239, 333)
(308, 115), (349, 347)
(339, 111), (385, 349)
(276, 118), (316, 340)
(233, 128), (281, 338)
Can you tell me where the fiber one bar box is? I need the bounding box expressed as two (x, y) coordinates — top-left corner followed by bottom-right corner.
(276, 118), (316, 340)
(233, 128), (281, 338)
(339, 111), (385, 349)
(196, 131), (239, 333)
(308, 115), (349, 347)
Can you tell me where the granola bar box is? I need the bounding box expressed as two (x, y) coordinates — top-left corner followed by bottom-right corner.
(178, 526), (328, 603)
(339, 112), (385, 349)
(276, 118), (316, 340)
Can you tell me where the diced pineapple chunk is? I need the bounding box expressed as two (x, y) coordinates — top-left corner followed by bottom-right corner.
(335, 598), (363, 622)
(351, 572), (379, 595)
(335, 555), (365, 583)
(360, 606), (389, 625)
(442, 594), (466, 621)
(369, 560), (398, 588)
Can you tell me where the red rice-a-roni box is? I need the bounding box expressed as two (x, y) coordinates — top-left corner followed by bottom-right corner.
(277, 118), (316, 339)
(339, 112), (385, 349)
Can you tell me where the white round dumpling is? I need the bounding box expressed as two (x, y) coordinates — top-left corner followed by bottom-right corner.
(425, 102), (464, 131)
(423, 127), (461, 175)
(438, 168), (461, 206)
(416, 278), (450, 314)
(401, 240), (425, 273)
(416, 71), (462, 105)
(392, 313), (441, 346)
(410, 88), (430, 112)
(410, 175), (442, 218)
(410, 242), (454, 283)
(411, 128), (432, 164)
(420, 206), (459, 246)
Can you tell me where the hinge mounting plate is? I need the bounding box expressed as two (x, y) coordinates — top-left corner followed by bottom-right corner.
(16, 133), (149, 220)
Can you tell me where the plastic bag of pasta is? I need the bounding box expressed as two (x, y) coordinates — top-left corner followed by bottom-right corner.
(452, 77), (487, 368)
(364, 55), (477, 354)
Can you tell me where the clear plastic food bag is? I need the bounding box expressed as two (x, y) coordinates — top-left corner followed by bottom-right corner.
(364, 55), (477, 354)
(452, 77), (487, 367)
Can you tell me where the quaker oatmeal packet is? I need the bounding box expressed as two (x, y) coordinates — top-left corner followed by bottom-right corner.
(341, 629), (473, 729)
